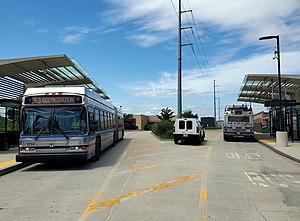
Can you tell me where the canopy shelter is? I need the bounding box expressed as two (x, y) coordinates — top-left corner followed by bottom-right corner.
(238, 74), (300, 103)
(0, 54), (109, 99)
(238, 74), (300, 140)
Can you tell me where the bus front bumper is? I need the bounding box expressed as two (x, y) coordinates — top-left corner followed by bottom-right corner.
(16, 152), (88, 163)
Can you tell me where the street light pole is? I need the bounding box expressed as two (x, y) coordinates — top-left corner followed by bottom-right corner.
(259, 35), (283, 131)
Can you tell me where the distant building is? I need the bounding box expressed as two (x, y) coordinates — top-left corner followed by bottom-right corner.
(253, 111), (269, 132)
(133, 115), (176, 130)
(201, 117), (215, 127)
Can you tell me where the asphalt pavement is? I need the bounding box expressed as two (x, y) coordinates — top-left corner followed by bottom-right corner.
(0, 132), (299, 176)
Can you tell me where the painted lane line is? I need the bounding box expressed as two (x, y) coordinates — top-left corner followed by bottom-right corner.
(0, 159), (17, 169)
(79, 139), (135, 220)
(123, 148), (208, 160)
(260, 139), (276, 145)
(82, 172), (203, 215)
(109, 163), (160, 177)
(198, 145), (212, 219)
(111, 154), (209, 178)
(198, 188), (208, 219)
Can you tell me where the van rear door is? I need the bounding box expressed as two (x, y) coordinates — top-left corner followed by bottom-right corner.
(177, 119), (193, 136)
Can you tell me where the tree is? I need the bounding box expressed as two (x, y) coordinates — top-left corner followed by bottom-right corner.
(182, 109), (198, 119)
(157, 107), (174, 121)
(123, 113), (134, 121)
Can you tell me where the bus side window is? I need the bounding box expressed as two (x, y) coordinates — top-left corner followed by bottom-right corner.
(100, 110), (105, 130)
(95, 109), (100, 131)
(105, 112), (109, 129)
(88, 107), (97, 133)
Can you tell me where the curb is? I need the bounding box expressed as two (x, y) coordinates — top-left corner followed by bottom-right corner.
(150, 132), (173, 142)
(0, 162), (32, 176)
(257, 140), (300, 164)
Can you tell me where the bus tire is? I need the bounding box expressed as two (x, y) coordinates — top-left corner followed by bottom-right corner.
(112, 132), (116, 147)
(92, 137), (101, 161)
(121, 130), (124, 140)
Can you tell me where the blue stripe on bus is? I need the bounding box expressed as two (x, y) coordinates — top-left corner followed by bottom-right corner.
(20, 134), (93, 139)
(20, 131), (114, 139)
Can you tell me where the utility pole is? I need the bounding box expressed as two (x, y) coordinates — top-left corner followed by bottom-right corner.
(218, 97), (221, 121)
(177, 0), (182, 118)
(213, 80), (216, 126)
(177, 0), (192, 118)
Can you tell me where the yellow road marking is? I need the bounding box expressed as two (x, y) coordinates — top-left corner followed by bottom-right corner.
(123, 145), (211, 160)
(260, 139), (276, 145)
(198, 188), (208, 219)
(200, 189), (207, 200)
(127, 147), (154, 152)
(198, 144), (211, 219)
(0, 159), (17, 169)
(109, 163), (160, 177)
(82, 172), (203, 216)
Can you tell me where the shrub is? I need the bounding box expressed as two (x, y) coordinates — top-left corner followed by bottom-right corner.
(151, 120), (174, 139)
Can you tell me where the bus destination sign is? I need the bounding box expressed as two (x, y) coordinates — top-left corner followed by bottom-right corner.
(25, 95), (82, 104)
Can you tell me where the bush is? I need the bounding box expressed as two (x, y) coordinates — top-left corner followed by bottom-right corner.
(151, 120), (174, 140)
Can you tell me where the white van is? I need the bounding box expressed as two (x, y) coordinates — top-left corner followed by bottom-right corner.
(173, 118), (205, 144)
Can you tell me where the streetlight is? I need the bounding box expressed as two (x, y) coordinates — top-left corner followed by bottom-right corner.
(259, 35), (283, 131)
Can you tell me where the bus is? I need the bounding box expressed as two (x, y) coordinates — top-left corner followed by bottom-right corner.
(223, 104), (254, 141)
(16, 86), (124, 163)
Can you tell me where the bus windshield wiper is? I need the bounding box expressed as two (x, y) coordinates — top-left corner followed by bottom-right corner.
(56, 126), (69, 140)
(35, 127), (44, 140)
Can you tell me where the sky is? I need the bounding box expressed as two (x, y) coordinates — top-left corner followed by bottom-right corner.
(1, 0), (300, 119)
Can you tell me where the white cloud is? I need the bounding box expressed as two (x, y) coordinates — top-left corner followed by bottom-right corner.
(62, 26), (92, 44)
(24, 19), (38, 26)
(105, 0), (300, 49)
(104, 0), (300, 116)
(121, 101), (176, 116)
(122, 51), (300, 116)
(37, 28), (48, 33)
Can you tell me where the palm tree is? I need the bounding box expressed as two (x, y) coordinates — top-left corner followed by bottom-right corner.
(157, 107), (174, 121)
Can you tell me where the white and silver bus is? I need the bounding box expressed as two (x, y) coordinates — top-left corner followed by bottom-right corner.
(16, 86), (124, 163)
(223, 104), (254, 141)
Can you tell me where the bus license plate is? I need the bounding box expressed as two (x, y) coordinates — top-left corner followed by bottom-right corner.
(183, 134), (188, 137)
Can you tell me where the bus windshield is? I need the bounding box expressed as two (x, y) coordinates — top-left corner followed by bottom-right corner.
(22, 106), (87, 135)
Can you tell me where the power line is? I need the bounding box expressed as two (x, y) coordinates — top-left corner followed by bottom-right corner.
(169, 0), (178, 16)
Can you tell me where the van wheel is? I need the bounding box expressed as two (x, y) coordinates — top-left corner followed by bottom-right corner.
(197, 137), (202, 145)
(91, 137), (101, 161)
(174, 138), (179, 144)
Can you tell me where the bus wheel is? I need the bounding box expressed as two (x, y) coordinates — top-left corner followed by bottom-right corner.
(112, 132), (116, 147)
(92, 137), (101, 161)
(121, 130), (124, 140)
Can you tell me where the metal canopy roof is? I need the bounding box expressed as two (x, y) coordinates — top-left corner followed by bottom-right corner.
(238, 74), (300, 104)
(0, 54), (109, 99)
